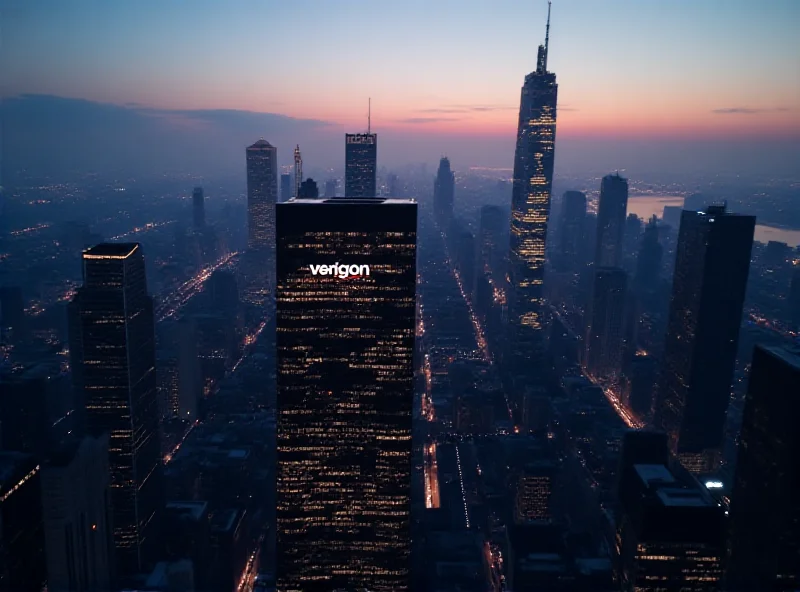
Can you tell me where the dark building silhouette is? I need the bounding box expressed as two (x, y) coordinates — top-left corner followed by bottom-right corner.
(246, 139), (278, 252)
(594, 173), (629, 268)
(70, 243), (162, 575)
(789, 266), (800, 331)
(40, 435), (114, 592)
(275, 197), (417, 591)
(280, 173), (292, 202)
(726, 344), (800, 591)
(297, 177), (319, 199)
(557, 190), (586, 271)
(507, 6), (557, 386)
(514, 461), (556, 523)
(634, 215), (663, 294)
(0, 452), (45, 592)
(324, 179), (337, 198)
(192, 187), (204, 229)
(433, 157), (455, 224)
(387, 173), (400, 197)
(654, 205), (755, 474)
(585, 267), (627, 381)
(0, 285), (26, 343)
(479, 204), (505, 279)
(616, 462), (724, 591)
(345, 133), (377, 198)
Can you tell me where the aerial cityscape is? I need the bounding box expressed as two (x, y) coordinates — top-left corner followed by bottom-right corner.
(1, 1), (799, 591)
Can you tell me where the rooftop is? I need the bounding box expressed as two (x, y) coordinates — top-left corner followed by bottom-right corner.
(657, 487), (713, 508)
(247, 139), (274, 150)
(634, 463), (676, 487)
(762, 343), (800, 370)
(285, 197), (416, 205)
(83, 243), (139, 259)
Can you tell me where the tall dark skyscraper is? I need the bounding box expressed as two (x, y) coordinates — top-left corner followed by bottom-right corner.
(479, 204), (505, 278)
(584, 267), (627, 380)
(634, 215), (662, 293)
(297, 178), (319, 199)
(507, 5), (557, 383)
(557, 190), (586, 271)
(281, 173), (293, 202)
(789, 266), (800, 331)
(654, 205), (755, 473)
(192, 186), (204, 229)
(726, 344), (800, 591)
(433, 156), (455, 224)
(246, 139), (278, 252)
(345, 133), (377, 198)
(40, 435), (114, 592)
(70, 243), (162, 574)
(594, 173), (629, 268)
(275, 197), (417, 592)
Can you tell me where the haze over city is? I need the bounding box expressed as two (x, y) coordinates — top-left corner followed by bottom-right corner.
(2, 0), (799, 177)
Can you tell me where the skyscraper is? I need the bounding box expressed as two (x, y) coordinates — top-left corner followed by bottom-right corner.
(40, 435), (114, 592)
(557, 190), (586, 271)
(281, 173), (293, 202)
(634, 215), (663, 294)
(70, 243), (162, 574)
(297, 178), (319, 199)
(275, 197), (417, 592)
(246, 139), (278, 252)
(345, 133), (377, 198)
(507, 4), (557, 383)
(479, 205), (505, 278)
(654, 205), (755, 473)
(789, 266), (800, 331)
(192, 186), (205, 229)
(433, 156), (455, 224)
(594, 173), (629, 268)
(324, 179), (337, 198)
(726, 344), (800, 591)
(584, 267), (627, 381)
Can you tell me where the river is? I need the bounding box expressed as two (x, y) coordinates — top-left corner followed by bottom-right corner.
(627, 196), (800, 247)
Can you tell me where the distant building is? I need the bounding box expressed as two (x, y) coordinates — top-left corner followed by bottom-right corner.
(616, 463), (724, 591)
(40, 435), (114, 592)
(654, 205), (755, 473)
(297, 178), (319, 199)
(726, 344), (800, 590)
(387, 173), (400, 197)
(70, 243), (162, 575)
(479, 205), (505, 279)
(280, 173), (292, 202)
(324, 179), (337, 198)
(246, 139), (278, 253)
(585, 267), (627, 381)
(456, 229), (476, 297)
(557, 190), (586, 271)
(345, 133), (377, 198)
(433, 157), (455, 224)
(0, 452), (45, 592)
(192, 187), (204, 229)
(276, 197), (417, 591)
(634, 215), (662, 294)
(594, 173), (629, 268)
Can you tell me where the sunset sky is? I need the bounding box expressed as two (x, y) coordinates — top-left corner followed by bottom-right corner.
(4, 0), (799, 141)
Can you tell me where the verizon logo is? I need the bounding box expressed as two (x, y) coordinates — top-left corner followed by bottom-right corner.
(309, 263), (371, 279)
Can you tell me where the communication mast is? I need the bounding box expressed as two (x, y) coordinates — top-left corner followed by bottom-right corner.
(293, 145), (303, 198)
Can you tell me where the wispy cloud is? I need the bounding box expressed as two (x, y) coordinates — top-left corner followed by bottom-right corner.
(417, 104), (515, 114)
(712, 107), (790, 115)
(558, 105), (579, 112)
(396, 117), (461, 124)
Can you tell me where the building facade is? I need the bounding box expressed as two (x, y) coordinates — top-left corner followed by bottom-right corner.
(70, 243), (162, 575)
(275, 197), (417, 591)
(344, 133), (377, 198)
(594, 173), (629, 268)
(654, 205), (755, 473)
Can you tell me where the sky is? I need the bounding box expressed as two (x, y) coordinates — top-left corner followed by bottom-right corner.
(2, 0), (799, 174)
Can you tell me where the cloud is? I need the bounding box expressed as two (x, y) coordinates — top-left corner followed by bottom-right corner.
(396, 117), (461, 124)
(558, 105), (579, 112)
(712, 107), (790, 115)
(417, 104), (516, 114)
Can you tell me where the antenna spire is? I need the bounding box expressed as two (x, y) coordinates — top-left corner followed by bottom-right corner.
(543, 1), (551, 70)
(368, 98), (371, 134)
